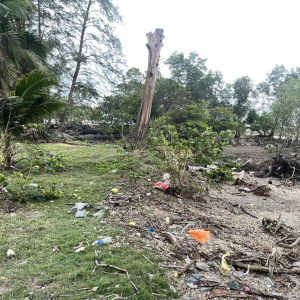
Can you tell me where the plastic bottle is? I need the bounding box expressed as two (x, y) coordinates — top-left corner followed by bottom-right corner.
(92, 237), (112, 246)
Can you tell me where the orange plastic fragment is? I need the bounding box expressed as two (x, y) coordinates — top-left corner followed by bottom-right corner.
(187, 230), (211, 244)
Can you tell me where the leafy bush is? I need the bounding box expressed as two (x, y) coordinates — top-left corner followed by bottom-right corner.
(0, 169), (61, 202)
(33, 150), (67, 172)
(148, 125), (233, 194)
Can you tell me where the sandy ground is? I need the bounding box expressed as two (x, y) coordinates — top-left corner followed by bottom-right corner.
(177, 145), (300, 300)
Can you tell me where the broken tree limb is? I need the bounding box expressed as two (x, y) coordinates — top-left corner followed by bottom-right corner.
(241, 185), (267, 193)
(93, 260), (139, 299)
(210, 289), (250, 298)
(176, 260), (195, 276)
(228, 260), (300, 274)
(277, 237), (300, 249)
(229, 288), (284, 300)
(239, 205), (259, 219)
(161, 232), (188, 254)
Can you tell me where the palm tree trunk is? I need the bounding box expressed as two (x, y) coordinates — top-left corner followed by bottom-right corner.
(59, 0), (92, 131)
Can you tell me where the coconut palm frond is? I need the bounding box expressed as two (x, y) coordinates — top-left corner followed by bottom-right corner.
(0, 0), (30, 20)
(22, 50), (46, 71)
(0, 31), (25, 68)
(14, 70), (59, 100)
(21, 31), (47, 60)
(0, 71), (64, 137)
(0, 50), (20, 87)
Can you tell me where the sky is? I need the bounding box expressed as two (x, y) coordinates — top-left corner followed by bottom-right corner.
(116, 0), (300, 84)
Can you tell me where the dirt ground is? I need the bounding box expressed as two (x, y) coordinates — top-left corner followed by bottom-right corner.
(105, 145), (300, 300)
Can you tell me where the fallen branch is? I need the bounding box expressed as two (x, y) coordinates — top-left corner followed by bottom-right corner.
(211, 289), (250, 298)
(230, 288), (284, 300)
(93, 260), (138, 299)
(176, 260), (195, 276)
(161, 232), (188, 254)
(142, 255), (154, 264)
(243, 185), (267, 193)
(229, 260), (300, 274)
(239, 205), (259, 219)
(275, 226), (300, 248)
(286, 166), (296, 183)
(277, 237), (300, 249)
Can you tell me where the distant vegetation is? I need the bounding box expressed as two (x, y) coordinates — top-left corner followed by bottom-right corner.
(1, 0), (300, 149)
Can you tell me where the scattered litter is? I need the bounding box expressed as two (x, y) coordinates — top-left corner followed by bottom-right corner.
(232, 170), (245, 180)
(52, 245), (59, 252)
(92, 210), (105, 218)
(74, 202), (90, 210)
(75, 246), (85, 252)
(185, 257), (192, 264)
(92, 287), (98, 291)
(89, 182), (93, 185)
(129, 222), (136, 225)
(146, 192), (151, 196)
(149, 274), (154, 281)
(29, 183), (39, 188)
(148, 227), (154, 232)
(221, 252), (230, 271)
(68, 207), (77, 214)
(111, 169), (117, 173)
(292, 261), (300, 267)
(75, 210), (87, 218)
(186, 282), (197, 289)
(92, 237), (112, 246)
(96, 206), (109, 210)
(165, 217), (170, 224)
(111, 188), (118, 194)
(154, 182), (168, 190)
(17, 261), (28, 265)
(6, 249), (15, 258)
(264, 276), (275, 286)
(187, 230), (211, 244)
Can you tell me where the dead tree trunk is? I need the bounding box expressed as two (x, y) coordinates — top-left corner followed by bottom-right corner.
(132, 28), (164, 142)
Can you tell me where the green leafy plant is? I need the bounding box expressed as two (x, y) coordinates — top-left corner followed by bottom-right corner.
(0, 167), (61, 202)
(127, 171), (145, 184)
(148, 125), (233, 194)
(33, 150), (67, 172)
(0, 71), (64, 169)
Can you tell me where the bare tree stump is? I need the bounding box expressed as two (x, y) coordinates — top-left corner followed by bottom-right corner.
(133, 28), (164, 142)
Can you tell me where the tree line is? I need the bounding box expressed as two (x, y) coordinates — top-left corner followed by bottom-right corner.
(1, 0), (300, 144)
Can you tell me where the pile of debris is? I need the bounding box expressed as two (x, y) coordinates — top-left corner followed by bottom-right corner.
(97, 183), (300, 299)
(243, 154), (300, 181)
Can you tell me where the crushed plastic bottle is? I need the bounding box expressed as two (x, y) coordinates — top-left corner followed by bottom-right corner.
(92, 237), (112, 246)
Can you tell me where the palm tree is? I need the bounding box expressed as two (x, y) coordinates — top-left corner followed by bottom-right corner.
(0, 0), (46, 95)
(0, 71), (64, 169)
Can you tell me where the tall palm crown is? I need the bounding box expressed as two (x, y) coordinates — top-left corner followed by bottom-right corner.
(0, 0), (46, 96)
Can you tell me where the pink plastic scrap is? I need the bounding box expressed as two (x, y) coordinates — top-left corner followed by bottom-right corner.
(154, 182), (169, 190)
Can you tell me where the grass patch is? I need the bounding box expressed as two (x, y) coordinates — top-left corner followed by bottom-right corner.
(0, 143), (179, 299)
